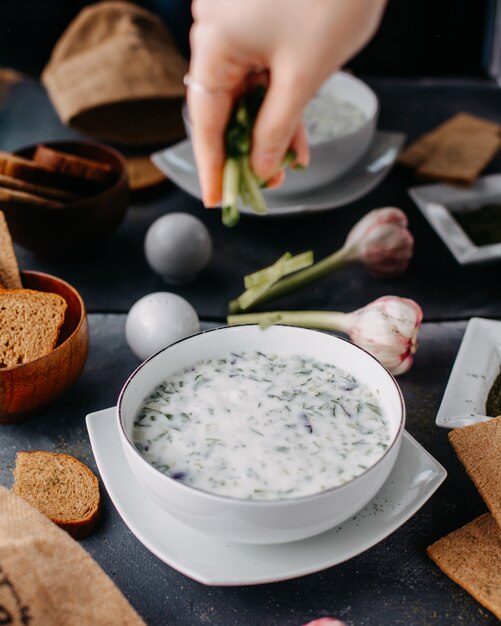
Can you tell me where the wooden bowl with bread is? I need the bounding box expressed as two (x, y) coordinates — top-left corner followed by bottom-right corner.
(0, 140), (128, 258)
(0, 270), (89, 423)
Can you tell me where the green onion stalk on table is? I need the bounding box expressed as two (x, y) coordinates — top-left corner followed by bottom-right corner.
(226, 207), (420, 375)
(228, 295), (423, 376)
(229, 207), (414, 313)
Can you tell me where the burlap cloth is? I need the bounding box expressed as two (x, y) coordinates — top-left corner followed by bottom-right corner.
(0, 486), (145, 625)
(42, 1), (187, 146)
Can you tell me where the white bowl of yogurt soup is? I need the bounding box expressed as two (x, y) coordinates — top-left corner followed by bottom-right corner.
(118, 325), (404, 544)
(272, 71), (378, 195)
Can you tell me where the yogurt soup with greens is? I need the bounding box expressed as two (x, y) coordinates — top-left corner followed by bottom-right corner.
(133, 351), (390, 500)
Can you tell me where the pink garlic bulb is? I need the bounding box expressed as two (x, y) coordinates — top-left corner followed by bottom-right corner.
(344, 207), (414, 277)
(344, 295), (423, 375)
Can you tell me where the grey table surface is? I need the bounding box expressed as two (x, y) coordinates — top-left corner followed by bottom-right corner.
(1, 78), (500, 625)
(2, 78), (501, 321)
(0, 319), (495, 626)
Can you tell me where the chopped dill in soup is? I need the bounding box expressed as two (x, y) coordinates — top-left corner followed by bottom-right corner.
(133, 351), (390, 499)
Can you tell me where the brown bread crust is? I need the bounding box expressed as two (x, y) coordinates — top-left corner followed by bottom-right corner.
(0, 172), (78, 202)
(34, 144), (114, 185)
(12, 451), (101, 539)
(0, 289), (67, 367)
(0, 211), (22, 289)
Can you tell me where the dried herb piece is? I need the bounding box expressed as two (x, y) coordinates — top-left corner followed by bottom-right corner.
(453, 204), (501, 247)
(486, 369), (501, 417)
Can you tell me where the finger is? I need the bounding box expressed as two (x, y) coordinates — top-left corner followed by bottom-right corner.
(290, 121), (310, 168)
(264, 170), (286, 189)
(250, 69), (311, 180)
(188, 25), (247, 207)
(188, 90), (232, 207)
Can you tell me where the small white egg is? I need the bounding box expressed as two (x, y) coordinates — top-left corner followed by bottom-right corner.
(144, 213), (212, 284)
(125, 292), (200, 361)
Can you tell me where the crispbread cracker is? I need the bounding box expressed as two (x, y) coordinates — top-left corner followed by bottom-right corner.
(0, 211), (22, 289)
(448, 416), (501, 528)
(427, 513), (501, 620)
(417, 130), (501, 185)
(399, 112), (501, 169)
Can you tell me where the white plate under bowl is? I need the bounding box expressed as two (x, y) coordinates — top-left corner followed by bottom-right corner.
(151, 132), (404, 217)
(436, 317), (501, 429)
(87, 407), (445, 586)
(409, 175), (501, 265)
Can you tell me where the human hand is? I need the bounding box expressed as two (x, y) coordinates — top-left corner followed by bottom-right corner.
(188, 0), (386, 207)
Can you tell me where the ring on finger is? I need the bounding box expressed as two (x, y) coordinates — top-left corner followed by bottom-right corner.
(183, 74), (231, 97)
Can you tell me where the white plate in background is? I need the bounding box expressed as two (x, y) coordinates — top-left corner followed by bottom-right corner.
(410, 175), (501, 265)
(436, 317), (501, 429)
(152, 132), (405, 217)
(87, 407), (445, 586)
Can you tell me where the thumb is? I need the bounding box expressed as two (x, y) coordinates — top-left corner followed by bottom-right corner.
(250, 70), (311, 181)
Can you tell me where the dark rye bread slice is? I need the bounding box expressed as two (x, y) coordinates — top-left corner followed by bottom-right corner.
(0, 186), (65, 209)
(0, 172), (78, 202)
(12, 451), (101, 539)
(0, 151), (99, 195)
(34, 145), (114, 186)
(448, 415), (501, 529)
(427, 513), (501, 620)
(0, 289), (67, 368)
(0, 211), (22, 289)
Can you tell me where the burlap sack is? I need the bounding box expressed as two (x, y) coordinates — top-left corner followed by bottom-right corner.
(42, 1), (188, 146)
(0, 486), (145, 625)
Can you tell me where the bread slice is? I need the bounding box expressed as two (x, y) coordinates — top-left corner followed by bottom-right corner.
(427, 513), (501, 620)
(12, 451), (101, 539)
(0, 151), (98, 195)
(34, 145), (114, 186)
(0, 211), (22, 289)
(0, 186), (65, 209)
(0, 172), (78, 202)
(0, 289), (67, 368)
(0, 151), (68, 188)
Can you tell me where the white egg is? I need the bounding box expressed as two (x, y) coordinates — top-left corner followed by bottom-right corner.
(144, 213), (212, 284)
(125, 292), (200, 361)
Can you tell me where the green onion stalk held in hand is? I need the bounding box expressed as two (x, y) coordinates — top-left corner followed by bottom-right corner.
(228, 295), (423, 376)
(229, 207), (414, 313)
(222, 85), (298, 227)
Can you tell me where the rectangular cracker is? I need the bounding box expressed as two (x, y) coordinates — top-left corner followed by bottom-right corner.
(0, 211), (21, 289)
(416, 130), (501, 185)
(399, 112), (501, 169)
(448, 415), (501, 528)
(427, 513), (501, 620)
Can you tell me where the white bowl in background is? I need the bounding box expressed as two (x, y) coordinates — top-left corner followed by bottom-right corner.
(182, 71), (379, 195)
(117, 325), (405, 545)
(277, 71), (379, 194)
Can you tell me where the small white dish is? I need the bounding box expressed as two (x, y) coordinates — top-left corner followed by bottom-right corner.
(151, 131), (404, 217)
(436, 317), (501, 429)
(409, 175), (501, 265)
(86, 407), (446, 586)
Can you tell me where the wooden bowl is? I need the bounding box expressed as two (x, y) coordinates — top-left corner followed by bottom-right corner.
(2, 140), (128, 259)
(0, 271), (89, 423)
